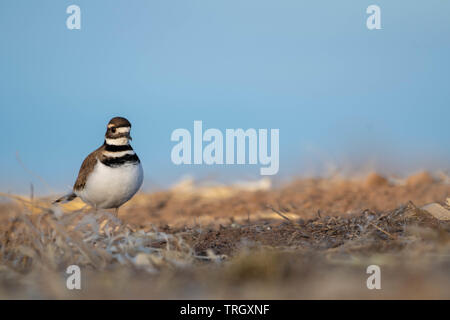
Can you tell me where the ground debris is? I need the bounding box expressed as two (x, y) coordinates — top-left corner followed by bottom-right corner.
(0, 175), (449, 299)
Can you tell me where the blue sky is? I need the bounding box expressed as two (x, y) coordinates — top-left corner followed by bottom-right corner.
(1, 1), (449, 194)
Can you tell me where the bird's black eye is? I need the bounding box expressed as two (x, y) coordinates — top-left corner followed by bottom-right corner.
(111, 127), (116, 133)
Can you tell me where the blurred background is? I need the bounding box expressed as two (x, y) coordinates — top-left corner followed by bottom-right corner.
(1, 0), (449, 195)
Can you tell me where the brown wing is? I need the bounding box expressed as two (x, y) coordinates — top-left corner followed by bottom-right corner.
(73, 145), (104, 191)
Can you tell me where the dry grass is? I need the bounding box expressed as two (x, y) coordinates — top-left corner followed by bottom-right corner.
(0, 172), (449, 299)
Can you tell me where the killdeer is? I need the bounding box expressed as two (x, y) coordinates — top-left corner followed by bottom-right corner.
(54, 117), (144, 215)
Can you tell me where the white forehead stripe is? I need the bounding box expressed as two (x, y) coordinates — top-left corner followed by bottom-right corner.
(116, 127), (131, 133)
(105, 137), (129, 145)
(107, 124), (131, 130)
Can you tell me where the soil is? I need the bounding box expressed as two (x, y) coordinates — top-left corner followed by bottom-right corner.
(0, 172), (449, 299)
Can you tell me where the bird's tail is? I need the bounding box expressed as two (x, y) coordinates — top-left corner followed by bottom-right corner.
(53, 192), (77, 204)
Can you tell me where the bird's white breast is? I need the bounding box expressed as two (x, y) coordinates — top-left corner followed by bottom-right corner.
(76, 160), (143, 209)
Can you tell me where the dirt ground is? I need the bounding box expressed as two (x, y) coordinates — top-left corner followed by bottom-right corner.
(0, 171), (449, 299)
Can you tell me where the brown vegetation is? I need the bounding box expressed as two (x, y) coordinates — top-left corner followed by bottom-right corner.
(0, 173), (449, 299)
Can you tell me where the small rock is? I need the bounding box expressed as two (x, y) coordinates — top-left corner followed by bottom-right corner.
(421, 203), (450, 221)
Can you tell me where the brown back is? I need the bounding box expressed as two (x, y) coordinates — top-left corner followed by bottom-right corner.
(73, 145), (105, 191)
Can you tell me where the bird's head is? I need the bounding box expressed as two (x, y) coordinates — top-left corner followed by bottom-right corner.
(105, 117), (132, 145)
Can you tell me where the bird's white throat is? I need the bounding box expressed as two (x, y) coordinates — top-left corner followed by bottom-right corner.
(105, 137), (129, 146)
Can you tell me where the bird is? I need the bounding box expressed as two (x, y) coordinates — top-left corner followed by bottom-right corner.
(54, 117), (144, 216)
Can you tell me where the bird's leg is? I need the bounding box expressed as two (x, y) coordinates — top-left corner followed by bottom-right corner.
(114, 207), (119, 217)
